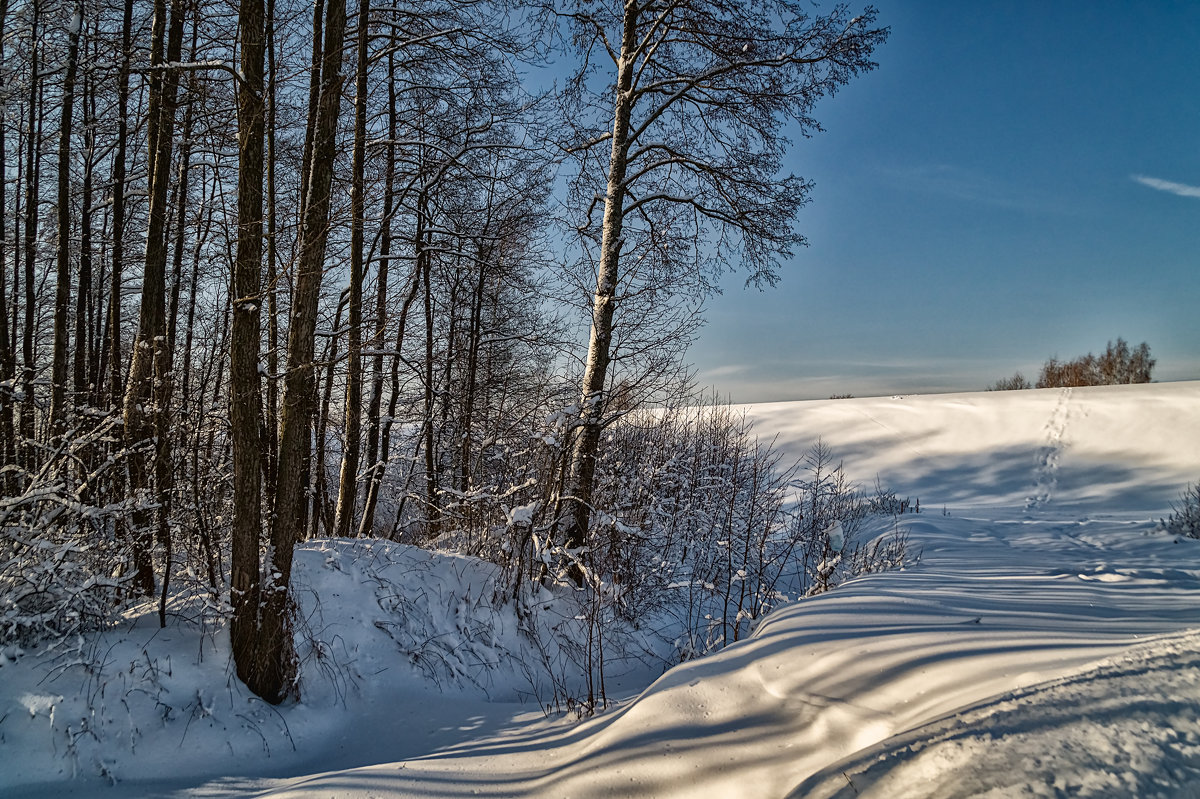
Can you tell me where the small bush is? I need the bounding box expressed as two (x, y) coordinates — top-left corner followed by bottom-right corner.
(987, 372), (1031, 391)
(1162, 482), (1200, 540)
(1, 415), (144, 646)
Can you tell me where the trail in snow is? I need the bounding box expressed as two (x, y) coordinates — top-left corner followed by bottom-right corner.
(1026, 386), (1071, 511)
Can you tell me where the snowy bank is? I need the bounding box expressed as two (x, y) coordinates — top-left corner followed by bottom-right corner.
(3, 381), (1199, 798)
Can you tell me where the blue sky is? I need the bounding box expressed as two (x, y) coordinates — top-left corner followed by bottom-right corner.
(694, 1), (1200, 402)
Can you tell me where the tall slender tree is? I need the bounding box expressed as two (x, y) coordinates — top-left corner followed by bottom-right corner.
(122, 0), (188, 596)
(230, 0), (268, 698)
(0, 0), (14, 489)
(557, 0), (886, 573)
(20, 0), (41, 472)
(49, 0), (84, 436)
(107, 0), (134, 411)
(261, 0), (349, 703)
(333, 0), (370, 539)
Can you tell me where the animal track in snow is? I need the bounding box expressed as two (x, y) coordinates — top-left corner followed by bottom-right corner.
(1025, 387), (1072, 511)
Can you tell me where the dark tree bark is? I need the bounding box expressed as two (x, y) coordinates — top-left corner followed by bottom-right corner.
(459, 238), (491, 495)
(48, 0), (83, 437)
(333, 0), (371, 539)
(357, 49), (397, 539)
(265, 0), (349, 703)
(419, 189), (439, 538)
(156, 11), (200, 629)
(20, 0), (40, 474)
(360, 236), (422, 540)
(0, 0), (14, 490)
(122, 0), (187, 598)
(312, 289), (347, 539)
(230, 0), (268, 700)
(107, 0), (134, 411)
(264, 0), (280, 505)
(74, 65), (95, 406)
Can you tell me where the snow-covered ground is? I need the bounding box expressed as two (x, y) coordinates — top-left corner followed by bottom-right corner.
(4, 381), (1200, 798)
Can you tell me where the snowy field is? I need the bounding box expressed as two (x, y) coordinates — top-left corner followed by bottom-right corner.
(4, 381), (1200, 798)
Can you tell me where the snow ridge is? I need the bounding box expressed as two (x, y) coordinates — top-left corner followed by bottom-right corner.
(792, 628), (1200, 798)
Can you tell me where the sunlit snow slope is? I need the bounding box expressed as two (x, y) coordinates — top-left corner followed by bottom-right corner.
(4, 382), (1199, 799)
(746, 381), (1200, 516)
(257, 382), (1200, 799)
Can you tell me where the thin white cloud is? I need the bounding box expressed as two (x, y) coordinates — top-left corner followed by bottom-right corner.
(1131, 174), (1200, 199)
(701, 363), (750, 379)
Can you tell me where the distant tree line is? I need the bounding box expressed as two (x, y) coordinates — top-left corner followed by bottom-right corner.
(988, 338), (1155, 391)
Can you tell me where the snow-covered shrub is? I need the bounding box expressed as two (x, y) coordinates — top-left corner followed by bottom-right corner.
(576, 402), (909, 662)
(403, 395), (910, 710)
(0, 414), (144, 646)
(1162, 481), (1200, 540)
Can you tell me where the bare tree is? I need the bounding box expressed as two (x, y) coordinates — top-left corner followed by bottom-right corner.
(264, 0), (350, 702)
(49, 0), (83, 436)
(332, 0), (370, 539)
(556, 0), (887, 571)
(107, 0), (135, 412)
(0, 0), (14, 491)
(122, 0), (188, 597)
(229, 0), (268, 699)
(19, 0), (41, 475)
(1036, 338), (1155, 388)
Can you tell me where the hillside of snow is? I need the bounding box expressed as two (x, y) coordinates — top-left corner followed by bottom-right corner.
(3, 381), (1199, 798)
(746, 381), (1200, 516)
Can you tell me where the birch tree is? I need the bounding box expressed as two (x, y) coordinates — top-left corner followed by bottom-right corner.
(556, 0), (886, 572)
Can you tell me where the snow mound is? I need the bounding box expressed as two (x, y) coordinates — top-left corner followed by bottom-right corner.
(254, 517), (1200, 799)
(0, 539), (599, 794)
(793, 629), (1200, 799)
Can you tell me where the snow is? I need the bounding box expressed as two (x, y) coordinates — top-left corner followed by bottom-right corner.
(825, 519), (844, 552)
(3, 381), (1200, 797)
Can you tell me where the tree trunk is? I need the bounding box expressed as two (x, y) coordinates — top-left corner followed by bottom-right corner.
(360, 250), (421, 540)
(419, 191), (439, 539)
(48, 0), (82, 437)
(266, 0), (348, 702)
(333, 0), (370, 539)
(313, 290), (347, 539)
(74, 66), (95, 406)
(230, 0), (267, 699)
(107, 0), (134, 412)
(263, 0), (280, 506)
(0, 0), (14, 491)
(20, 0), (40, 475)
(357, 51), (397, 539)
(122, 0), (186, 598)
(558, 7), (639, 572)
(459, 239), (490, 497)
(156, 11), (199, 628)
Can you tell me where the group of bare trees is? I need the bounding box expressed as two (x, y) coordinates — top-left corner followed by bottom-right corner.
(1, 0), (885, 703)
(989, 338), (1156, 391)
(1036, 338), (1155, 388)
